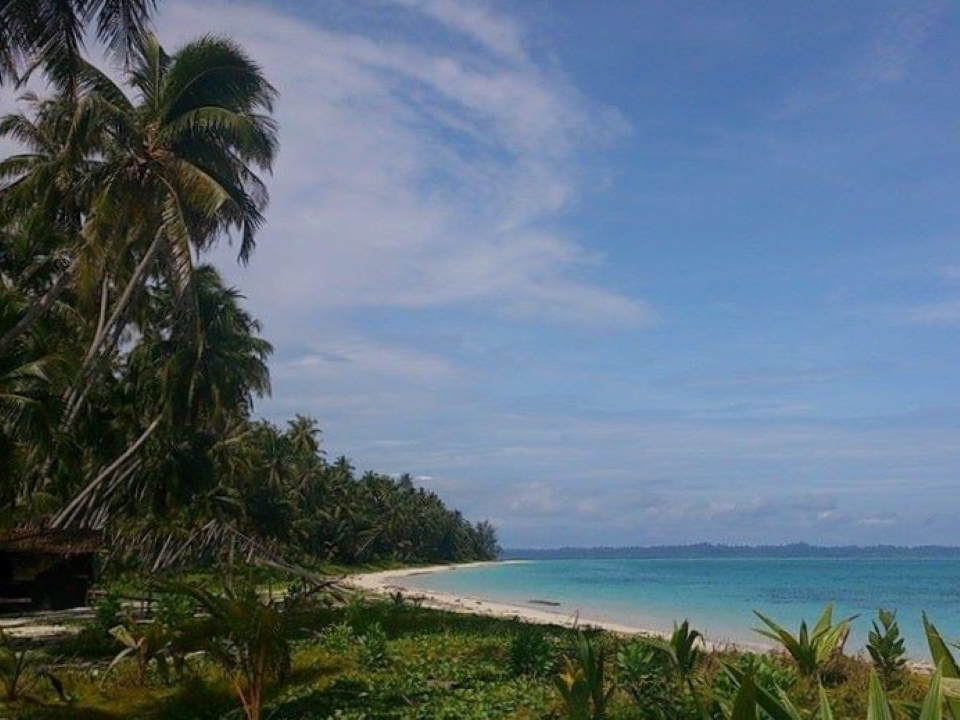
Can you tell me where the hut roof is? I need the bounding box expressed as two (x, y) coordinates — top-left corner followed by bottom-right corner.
(0, 528), (103, 555)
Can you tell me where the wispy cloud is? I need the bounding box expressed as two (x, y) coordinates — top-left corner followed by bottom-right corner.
(390, 0), (527, 64)
(895, 299), (960, 325)
(127, 2), (960, 547)
(776, 1), (945, 118)
(855, 3), (943, 86)
(158, 0), (645, 328)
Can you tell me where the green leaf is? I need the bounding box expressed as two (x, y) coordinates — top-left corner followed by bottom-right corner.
(725, 665), (804, 720)
(730, 673), (758, 720)
(867, 671), (894, 720)
(818, 684), (835, 720)
(812, 604), (834, 638)
(923, 614), (960, 719)
(109, 624), (138, 649)
(102, 646), (136, 687)
(924, 614), (960, 678)
(919, 669), (943, 720)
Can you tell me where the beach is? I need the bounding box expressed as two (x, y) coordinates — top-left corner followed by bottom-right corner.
(343, 561), (750, 651)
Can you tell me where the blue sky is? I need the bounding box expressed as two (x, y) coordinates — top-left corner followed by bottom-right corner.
(151, 0), (960, 547)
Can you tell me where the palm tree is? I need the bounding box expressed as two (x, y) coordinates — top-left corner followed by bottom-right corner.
(0, 216), (80, 518)
(58, 33), (278, 429)
(0, 0), (157, 86)
(53, 266), (273, 528)
(0, 33), (277, 399)
(1, 33), (278, 524)
(170, 580), (299, 720)
(133, 264), (272, 431)
(285, 414), (325, 475)
(0, 92), (99, 358)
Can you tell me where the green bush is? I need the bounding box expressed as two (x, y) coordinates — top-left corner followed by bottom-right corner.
(62, 592), (126, 658)
(508, 627), (558, 678)
(317, 622), (358, 656)
(613, 638), (678, 719)
(753, 604), (855, 679)
(358, 623), (389, 669)
(93, 592), (123, 633)
(154, 591), (195, 628)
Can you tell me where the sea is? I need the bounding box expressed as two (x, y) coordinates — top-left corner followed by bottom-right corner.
(398, 552), (960, 660)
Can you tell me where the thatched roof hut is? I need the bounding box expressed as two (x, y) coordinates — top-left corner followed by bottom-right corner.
(0, 528), (102, 611)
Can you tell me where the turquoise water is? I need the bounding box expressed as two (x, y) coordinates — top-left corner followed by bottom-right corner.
(400, 557), (960, 659)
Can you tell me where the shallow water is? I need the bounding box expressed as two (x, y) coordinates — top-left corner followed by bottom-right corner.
(400, 556), (960, 659)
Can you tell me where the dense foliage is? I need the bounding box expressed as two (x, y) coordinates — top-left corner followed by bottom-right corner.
(0, 0), (497, 568)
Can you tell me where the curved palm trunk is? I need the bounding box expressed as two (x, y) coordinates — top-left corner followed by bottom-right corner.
(50, 414), (161, 528)
(0, 256), (78, 355)
(61, 223), (169, 429)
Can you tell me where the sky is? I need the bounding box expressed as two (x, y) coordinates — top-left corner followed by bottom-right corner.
(145, 0), (960, 547)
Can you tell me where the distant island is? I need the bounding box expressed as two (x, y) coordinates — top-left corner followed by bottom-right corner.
(503, 542), (960, 559)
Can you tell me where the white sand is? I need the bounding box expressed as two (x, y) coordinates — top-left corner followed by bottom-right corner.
(0, 607), (90, 640)
(342, 561), (760, 651)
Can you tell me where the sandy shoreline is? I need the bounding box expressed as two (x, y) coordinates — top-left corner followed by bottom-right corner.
(342, 561), (767, 652)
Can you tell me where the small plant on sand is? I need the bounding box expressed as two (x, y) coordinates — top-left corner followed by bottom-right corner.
(753, 604), (856, 679)
(642, 620), (705, 699)
(170, 580), (303, 720)
(866, 608), (907, 688)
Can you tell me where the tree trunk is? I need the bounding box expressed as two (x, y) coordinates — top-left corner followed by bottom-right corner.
(0, 256), (78, 355)
(51, 415), (161, 528)
(61, 227), (167, 429)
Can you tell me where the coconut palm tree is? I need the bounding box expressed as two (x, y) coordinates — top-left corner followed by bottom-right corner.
(0, 215), (82, 517)
(0, 0), (156, 86)
(53, 265), (273, 528)
(133, 264), (272, 431)
(0, 92), (100, 359)
(0, 33), (277, 398)
(1, 33), (278, 523)
(58, 33), (278, 429)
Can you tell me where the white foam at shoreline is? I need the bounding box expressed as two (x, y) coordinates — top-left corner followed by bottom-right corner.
(342, 561), (770, 653)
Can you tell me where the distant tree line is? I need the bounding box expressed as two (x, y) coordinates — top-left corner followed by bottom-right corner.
(505, 542), (960, 559)
(220, 417), (500, 565)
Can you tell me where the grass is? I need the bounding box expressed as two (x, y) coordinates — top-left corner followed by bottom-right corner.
(0, 599), (943, 719)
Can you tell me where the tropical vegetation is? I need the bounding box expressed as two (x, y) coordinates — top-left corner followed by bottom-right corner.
(0, 0), (497, 569)
(1, 594), (959, 718)
(6, 4), (960, 720)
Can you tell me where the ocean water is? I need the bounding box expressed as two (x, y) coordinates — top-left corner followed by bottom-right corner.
(399, 556), (960, 659)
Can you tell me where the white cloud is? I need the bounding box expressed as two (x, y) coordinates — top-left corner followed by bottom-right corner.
(275, 335), (460, 384)
(390, 0), (527, 64)
(155, 0), (644, 328)
(505, 481), (564, 517)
